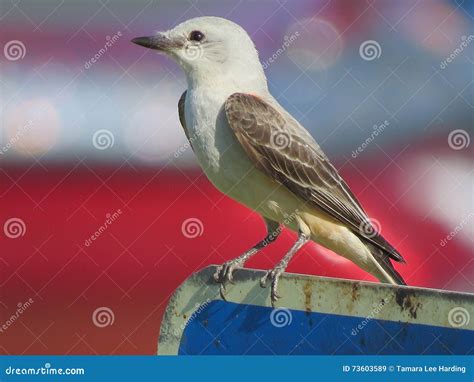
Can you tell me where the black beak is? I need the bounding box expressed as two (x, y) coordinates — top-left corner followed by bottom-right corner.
(131, 34), (182, 51)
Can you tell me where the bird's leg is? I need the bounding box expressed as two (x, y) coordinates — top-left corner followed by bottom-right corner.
(213, 219), (280, 299)
(260, 230), (310, 306)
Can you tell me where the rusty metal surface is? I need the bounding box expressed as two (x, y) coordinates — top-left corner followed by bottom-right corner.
(158, 266), (474, 355)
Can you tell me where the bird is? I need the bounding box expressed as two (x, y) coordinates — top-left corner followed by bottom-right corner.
(132, 16), (406, 305)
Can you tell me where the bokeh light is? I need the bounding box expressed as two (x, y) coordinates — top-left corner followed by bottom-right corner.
(123, 83), (185, 164)
(286, 18), (344, 71)
(4, 98), (60, 157)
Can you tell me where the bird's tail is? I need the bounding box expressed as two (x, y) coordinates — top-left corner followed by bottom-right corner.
(365, 242), (406, 285)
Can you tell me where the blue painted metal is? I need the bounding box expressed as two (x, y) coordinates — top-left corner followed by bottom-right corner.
(158, 266), (474, 355)
(178, 301), (473, 355)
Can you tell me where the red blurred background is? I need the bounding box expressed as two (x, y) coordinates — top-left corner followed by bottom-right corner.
(1, 0), (472, 354)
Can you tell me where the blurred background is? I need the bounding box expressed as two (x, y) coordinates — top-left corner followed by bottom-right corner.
(0, 0), (472, 355)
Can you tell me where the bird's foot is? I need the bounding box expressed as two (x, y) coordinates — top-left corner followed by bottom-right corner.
(260, 266), (284, 307)
(213, 258), (245, 300)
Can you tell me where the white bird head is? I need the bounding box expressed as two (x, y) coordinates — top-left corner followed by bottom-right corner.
(132, 16), (267, 92)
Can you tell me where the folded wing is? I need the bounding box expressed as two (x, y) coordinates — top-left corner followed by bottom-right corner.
(224, 92), (405, 264)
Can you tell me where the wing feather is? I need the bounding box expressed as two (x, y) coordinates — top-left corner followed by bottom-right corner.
(178, 91), (194, 152)
(225, 92), (404, 263)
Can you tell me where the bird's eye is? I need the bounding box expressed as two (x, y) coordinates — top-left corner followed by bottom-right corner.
(189, 30), (205, 42)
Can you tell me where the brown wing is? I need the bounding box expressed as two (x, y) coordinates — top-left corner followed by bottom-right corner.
(178, 91), (194, 151)
(225, 92), (404, 263)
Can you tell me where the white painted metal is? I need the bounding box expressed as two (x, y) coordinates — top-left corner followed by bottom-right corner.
(158, 266), (474, 355)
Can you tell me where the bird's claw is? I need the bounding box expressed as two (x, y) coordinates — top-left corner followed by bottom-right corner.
(218, 283), (226, 300)
(213, 259), (244, 300)
(260, 267), (284, 306)
(213, 260), (241, 283)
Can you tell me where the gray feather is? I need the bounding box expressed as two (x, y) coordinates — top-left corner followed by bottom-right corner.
(224, 92), (405, 265)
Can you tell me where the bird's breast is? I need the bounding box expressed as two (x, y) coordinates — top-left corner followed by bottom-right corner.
(183, 87), (305, 223)
(185, 88), (252, 183)
(186, 107), (251, 190)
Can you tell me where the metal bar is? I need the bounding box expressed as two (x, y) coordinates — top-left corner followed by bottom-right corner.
(158, 266), (473, 355)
